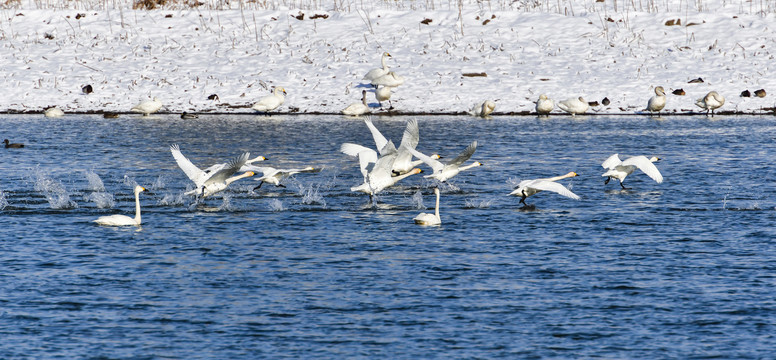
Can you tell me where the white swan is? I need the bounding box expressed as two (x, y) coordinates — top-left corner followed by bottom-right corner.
(646, 86), (666, 115)
(363, 52), (392, 82)
(131, 97), (162, 116)
(536, 94), (554, 115)
(371, 71), (405, 87)
(469, 100), (496, 117)
(342, 90), (370, 116)
(508, 172), (580, 206)
(170, 144), (255, 197)
(244, 165), (319, 189)
(601, 154), (662, 189)
(375, 85), (394, 108)
(695, 91), (725, 116)
(408, 141), (481, 182)
(93, 185), (146, 226)
(44, 107), (64, 118)
(340, 142), (422, 197)
(414, 187), (441, 226)
(557, 96), (589, 116)
(252, 87), (286, 113)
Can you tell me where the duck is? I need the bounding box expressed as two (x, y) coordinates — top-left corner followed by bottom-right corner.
(414, 187), (441, 226)
(93, 185), (146, 226)
(4, 139), (24, 148)
(408, 141), (482, 182)
(646, 86), (667, 115)
(508, 172), (580, 206)
(44, 107), (64, 118)
(695, 91), (725, 116)
(244, 166), (320, 190)
(469, 100), (496, 117)
(131, 97), (162, 116)
(375, 85), (394, 108)
(601, 154), (663, 189)
(169, 144), (255, 197)
(252, 87), (287, 113)
(557, 96), (589, 116)
(180, 112), (199, 119)
(342, 90), (370, 116)
(362, 52), (392, 83)
(536, 94), (554, 116)
(371, 71), (405, 88)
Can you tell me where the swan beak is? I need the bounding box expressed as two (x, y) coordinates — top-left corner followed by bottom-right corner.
(246, 171), (255, 176)
(572, 172), (579, 176)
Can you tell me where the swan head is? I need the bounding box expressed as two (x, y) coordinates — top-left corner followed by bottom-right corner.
(134, 185), (147, 193)
(383, 52), (392, 58)
(247, 155), (267, 163)
(655, 86), (665, 96)
(410, 168), (423, 175)
(649, 156), (660, 162)
(577, 97), (586, 103)
(430, 154), (442, 160)
(472, 162), (483, 167)
(566, 171), (579, 178)
(538, 94), (549, 101)
(276, 87), (287, 95)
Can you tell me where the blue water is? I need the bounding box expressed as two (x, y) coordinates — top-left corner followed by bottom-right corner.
(1, 114), (775, 359)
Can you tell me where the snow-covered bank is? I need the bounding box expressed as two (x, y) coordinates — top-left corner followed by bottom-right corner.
(1, 0), (775, 115)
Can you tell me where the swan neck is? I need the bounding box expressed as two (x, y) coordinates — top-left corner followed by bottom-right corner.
(434, 190), (440, 218)
(134, 189), (142, 224)
(548, 173), (573, 182)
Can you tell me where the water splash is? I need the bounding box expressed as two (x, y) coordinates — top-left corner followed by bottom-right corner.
(217, 194), (236, 212)
(267, 199), (285, 212)
(465, 198), (493, 208)
(722, 185), (732, 209)
(411, 190), (425, 210)
(0, 190), (8, 210)
(84, 191), (115, 209)
(158, 192), (185, 206)
(123, 174), (138, 188)
(297, 183), (327, 208)
(33, 170), (77, 209)
(151, 174), (167, 190)
(84, 170), (106, 191)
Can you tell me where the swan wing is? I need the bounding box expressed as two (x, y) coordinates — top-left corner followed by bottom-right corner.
(340, 143), (373, 157)
(601, 153), (622, 169)
(364, 117), (390, 155)
(399, 119), (420, 151)
(207, 152), (250, 184)
(528, 180), (581, 200)
(341, 143), (378, 181)
(622, 156), (663, 183)
(448, 141), (478, 167)
(408, 147), (445, 173)
(170, 144), (207, 186)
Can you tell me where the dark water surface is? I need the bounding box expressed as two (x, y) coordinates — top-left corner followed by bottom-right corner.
(1, 114), (775, 358)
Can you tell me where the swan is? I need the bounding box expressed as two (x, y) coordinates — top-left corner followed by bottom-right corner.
(695, 91), (725, 116)
(601, 154), (662, 189)
(508, 172), (580, 206)
(93, 185), (146, 226)
(131, 97), (162, 116)
(375, 85), (394, 108)
(170, 144), (255, 197)
(342, 90), (370, 116)
(408, 141), (482, 182)
(414, 187), (441, 226)
(4, 139), (24, 148)
(44, 107), (64, 118)
(252, 87), (287, 113)
(536, 94), (554, 115)
(469, 100), (496, 117)
(646, 86), (666, 115)
(371, 71), (405, 87)
(363, 52), (392, 82)
(557, 96), (589, 116)
(244, 165), (320, 189)
(340, 142), (422, 197)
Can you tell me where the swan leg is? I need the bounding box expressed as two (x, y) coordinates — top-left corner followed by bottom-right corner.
(620, 181), (629, 190)
(277, 184), (286, 188)
(388, 99), (393, 110)
(253, 181), (264, 191)
(604, 177), (610, 185)
(519, 194), (527, 205)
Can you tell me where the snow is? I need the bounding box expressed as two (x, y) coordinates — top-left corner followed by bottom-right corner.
(1, 0), (775, 115)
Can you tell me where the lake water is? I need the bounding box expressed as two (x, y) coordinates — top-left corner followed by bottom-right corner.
(1, 114), (775, 358)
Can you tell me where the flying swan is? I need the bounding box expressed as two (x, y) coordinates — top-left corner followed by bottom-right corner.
(170, 144), (255, 197)
(93, 185), (146, 226)
(508, 172), (580, 206)
(408, 141), (481, 182)
(340, 142), (422, 198)
(414, 187), (441, 226)
(601, 154), (663, 189)
(243, 165), (320, 190)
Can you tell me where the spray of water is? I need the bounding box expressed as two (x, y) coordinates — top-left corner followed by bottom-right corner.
(32, 169), (77, 209)
(465, 198), (493, 209)
(267, 199), (285, 212)
(84, 170), (106, 191)
(0, 190), (8, 210)
(83, 170), (115, 208)
(411, 190), (426, 210)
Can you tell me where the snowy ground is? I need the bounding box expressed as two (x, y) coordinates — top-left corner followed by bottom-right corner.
(1, 0), (775, 115)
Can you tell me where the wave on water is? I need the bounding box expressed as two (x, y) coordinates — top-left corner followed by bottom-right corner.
(32, 169), (77, 210)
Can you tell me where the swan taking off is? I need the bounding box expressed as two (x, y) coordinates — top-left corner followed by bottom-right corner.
(131, 97), (162, 116)
(414, 187), (441, 226)
(469, 100), (496, 117)
(646, 86), (666, 115)
(244, 166), (320, 190)
(170, 144), (255, 197)
(340, 142), (422, 197)
(363, 52), (392, 82)
(252, 87), (287, 113)
(601, 154), (663, 189)
(342, 90), (370, 116)
(409, 141), (481, 182)
(44, 107), (64, 118)
(695, 91), (725, 116)
(557, 96), (589, 116)
(93, 185), (146, 226)
(509, 172), (580, 206)
(371, 71), (405, 87)
(536, 94), (554, 115)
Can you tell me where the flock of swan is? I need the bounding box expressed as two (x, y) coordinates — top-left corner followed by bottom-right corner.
(87, 116), (664, 228)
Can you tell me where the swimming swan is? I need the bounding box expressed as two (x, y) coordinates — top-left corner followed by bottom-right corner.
(695, 91), (725, 116)
(646, 86), (666, 115)
(414, 187), (441, 226)
(170, 144), (255, 197)
(93, 185), (146, 226)
(363, 52), (392, 82)
(408, 141), (481, 182)
(557, 96), (589, 116)
(536, 94), (554, 115)
(252, 87), (287, 113)
(508, 172), (580, 206)
(601, 154), (662, 189)
(245, 165), (319, 189)
(342, 90), (370, 116)
(469, 100), (496, 117)
(131, 97), (162, 116)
